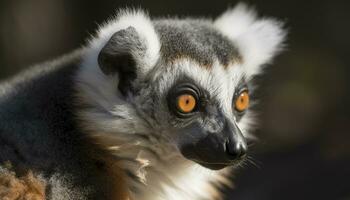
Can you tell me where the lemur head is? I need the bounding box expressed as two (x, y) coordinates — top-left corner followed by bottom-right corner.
(77, 4), (285, 170)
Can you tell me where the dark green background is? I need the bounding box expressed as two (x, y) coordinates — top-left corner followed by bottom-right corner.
(1, 0), (349, 199)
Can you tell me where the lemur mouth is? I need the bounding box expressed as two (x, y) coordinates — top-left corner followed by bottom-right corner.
(200, 163), (231, 170)
(191, 157), (246, 170)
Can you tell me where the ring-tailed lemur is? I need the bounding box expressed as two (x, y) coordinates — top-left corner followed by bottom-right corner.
(0, 3), (286, 200)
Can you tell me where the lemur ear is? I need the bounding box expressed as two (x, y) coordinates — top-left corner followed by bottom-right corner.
(214, 3), (286, 77)
(87, 10), (160, 95)
(98, 27), (140, 75)
(98, 27), (143, 95)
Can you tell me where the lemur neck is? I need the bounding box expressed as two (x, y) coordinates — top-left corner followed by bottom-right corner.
(103, 141), (231, 200)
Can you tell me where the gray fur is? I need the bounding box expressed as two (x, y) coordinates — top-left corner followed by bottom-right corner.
(154, 19), (241, 67)
(0, 51), (119, 199)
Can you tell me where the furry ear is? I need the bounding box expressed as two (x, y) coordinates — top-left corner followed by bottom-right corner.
(214, 3), (286, 77)
(85, 9), (160, 95)
(98, 27), (145, 95)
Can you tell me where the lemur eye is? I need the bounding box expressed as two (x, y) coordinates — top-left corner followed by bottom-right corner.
(234, 91), (249, 112)
(168, 83), (201, 117)
(176, 94), (196, 113)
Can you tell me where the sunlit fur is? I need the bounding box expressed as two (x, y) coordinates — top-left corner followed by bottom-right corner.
(76, 4), (285, 200)
(0, 166), (88, 200)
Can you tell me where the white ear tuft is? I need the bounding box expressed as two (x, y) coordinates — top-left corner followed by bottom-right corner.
(86, 9), (160, 75)
(214, 3), (286, 77)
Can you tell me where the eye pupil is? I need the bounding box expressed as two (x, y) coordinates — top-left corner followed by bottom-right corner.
(177, 94), (196, 113)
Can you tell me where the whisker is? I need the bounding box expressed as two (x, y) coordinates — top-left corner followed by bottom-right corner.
(245, 155), (261, 169)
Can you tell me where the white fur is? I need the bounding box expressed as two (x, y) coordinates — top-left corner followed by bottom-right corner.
(84, 9), (160, 77)
(128, 151), (231, 200)
(214, 3), (286, 77)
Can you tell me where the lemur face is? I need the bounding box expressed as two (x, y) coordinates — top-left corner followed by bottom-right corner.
(144, 21), (252, 169)
(80, 4), (285, 170)
(145, 59), (250, 170)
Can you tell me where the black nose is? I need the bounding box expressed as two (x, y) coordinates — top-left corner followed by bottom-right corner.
(225, 140), (247, 159)
(223, 119), (248, 160)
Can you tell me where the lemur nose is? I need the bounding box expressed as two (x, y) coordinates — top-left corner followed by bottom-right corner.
(225, 140), (247, 159)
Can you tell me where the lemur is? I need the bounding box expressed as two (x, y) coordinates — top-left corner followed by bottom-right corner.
(0, 3), (286, 200)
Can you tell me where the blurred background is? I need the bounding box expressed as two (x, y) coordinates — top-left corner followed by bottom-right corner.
(0, 0), (349, 199)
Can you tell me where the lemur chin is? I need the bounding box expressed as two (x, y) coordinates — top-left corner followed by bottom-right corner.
(0, 3), (286, 200)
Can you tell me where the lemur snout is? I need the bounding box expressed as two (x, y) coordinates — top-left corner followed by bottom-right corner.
(179, 119), (248, 170)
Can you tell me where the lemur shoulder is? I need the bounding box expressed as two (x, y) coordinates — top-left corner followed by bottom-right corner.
(0, 3), (286, 200)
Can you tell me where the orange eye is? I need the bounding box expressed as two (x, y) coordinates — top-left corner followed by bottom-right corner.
(235, 91), (249, 112)
(176, 94), (196, 113)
